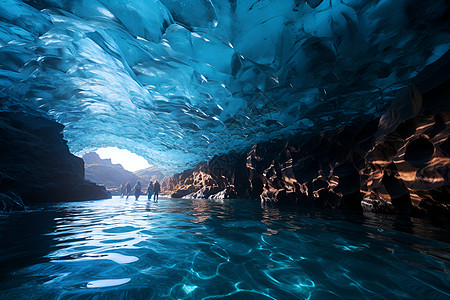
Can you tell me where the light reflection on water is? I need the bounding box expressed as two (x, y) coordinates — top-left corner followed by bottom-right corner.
(0, 196), (449, 299)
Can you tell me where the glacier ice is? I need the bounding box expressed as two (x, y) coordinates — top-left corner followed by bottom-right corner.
(0, 0), (449, 173)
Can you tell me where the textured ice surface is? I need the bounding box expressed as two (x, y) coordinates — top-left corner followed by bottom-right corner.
(0, 0), (449, 173)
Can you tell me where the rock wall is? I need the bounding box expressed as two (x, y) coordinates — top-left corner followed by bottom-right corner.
(162, 153), (246, 199)
(0, 112), (110, 207)
(162, 54), (450, 222)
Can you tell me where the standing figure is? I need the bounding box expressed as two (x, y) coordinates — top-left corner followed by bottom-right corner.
(134, 180), (142, 200)
(147, 181), (154, 200)
(125, 182), (132, 199)
(120, 183), (125, 198)
(153, 181), (160, 202)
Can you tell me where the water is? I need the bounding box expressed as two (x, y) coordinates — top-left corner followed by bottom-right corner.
(1, 196), (449, 299)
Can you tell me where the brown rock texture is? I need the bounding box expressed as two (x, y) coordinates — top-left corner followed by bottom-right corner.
(162, 153), (246, 199)
(162, 53), (450, 221)
(361, 111), (450, 218)
(163, 109), (450, 221)
(0, 112), (110, 206)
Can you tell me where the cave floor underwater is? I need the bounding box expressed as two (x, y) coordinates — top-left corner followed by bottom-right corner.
(1, 196), (449, 299)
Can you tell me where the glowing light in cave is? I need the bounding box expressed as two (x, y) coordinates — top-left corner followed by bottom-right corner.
(96, 147), (150, 172)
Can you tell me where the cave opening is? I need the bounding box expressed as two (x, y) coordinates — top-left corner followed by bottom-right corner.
(94, 147), (151, 172)
(80, 146), (165, 196)
(0, 1), (449, 298)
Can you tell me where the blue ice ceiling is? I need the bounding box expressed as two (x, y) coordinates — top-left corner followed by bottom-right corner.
(0, 0), (449, 173)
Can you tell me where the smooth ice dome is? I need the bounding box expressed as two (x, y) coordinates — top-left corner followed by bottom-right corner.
(0, 0), (449, 173)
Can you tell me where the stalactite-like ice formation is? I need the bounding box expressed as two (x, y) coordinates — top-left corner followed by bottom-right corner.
(0, 0), (448, 173)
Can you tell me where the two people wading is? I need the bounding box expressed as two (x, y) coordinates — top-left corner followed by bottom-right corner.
(122, 181), (143, 200)
(147, 180), (160, 202)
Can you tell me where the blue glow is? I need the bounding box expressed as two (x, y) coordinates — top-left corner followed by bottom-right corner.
(0, 0), (449, 173)
(1, 197), (449, 298)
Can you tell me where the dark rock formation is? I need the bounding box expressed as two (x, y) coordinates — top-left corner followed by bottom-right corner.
(163, 103), (449, 221)
(0, 112), (110, 207)
(83, 152), (164, 194)
(162, 53), (450, 222)
(0, 192), (25, 211)
(163, 153), (245, 200)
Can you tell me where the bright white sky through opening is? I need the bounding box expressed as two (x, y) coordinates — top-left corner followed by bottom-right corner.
(96, 147), (150, 172)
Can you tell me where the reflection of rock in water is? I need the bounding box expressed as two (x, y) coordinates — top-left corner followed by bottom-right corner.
(0, 210), (63, 286)
(162, 54), (450, 222)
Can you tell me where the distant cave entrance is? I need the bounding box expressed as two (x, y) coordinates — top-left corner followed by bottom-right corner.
(95, 147), (151, 172)
(80, 147), (165, 196)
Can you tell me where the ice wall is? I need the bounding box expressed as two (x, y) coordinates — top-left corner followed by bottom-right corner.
(0, 0), (449, 173)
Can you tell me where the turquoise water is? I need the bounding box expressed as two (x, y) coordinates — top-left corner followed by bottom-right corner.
(0, 196), (449, 299)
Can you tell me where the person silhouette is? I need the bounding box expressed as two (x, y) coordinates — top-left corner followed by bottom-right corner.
(147, 181), (154, 200)
(125, 182), (131, 199)
(134, 180), (142, 200)
(153, 181), (160, 202)
(120, 183), (126, 198)
(119, 184), (125, 198)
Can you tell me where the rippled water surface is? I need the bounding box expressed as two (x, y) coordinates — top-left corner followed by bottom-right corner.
(1, 196), (449, 299)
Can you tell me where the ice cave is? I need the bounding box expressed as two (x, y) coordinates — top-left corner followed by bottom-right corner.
(0, 0), (447, 172)
(0, 0), (449, 299)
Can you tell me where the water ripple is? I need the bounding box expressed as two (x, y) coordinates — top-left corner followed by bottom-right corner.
(87, 278), (131, 288)
(0, 196), (449, 299)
